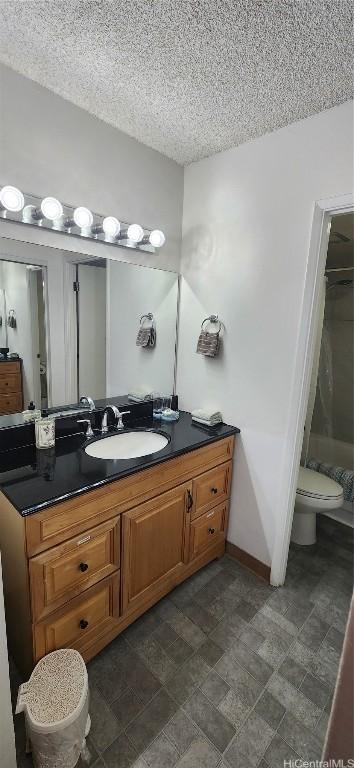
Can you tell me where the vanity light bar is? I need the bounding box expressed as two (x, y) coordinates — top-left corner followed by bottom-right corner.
(0, 184), (166, 253)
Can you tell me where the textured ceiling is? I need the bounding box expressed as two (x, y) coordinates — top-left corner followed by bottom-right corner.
(0, 0), (353, 165)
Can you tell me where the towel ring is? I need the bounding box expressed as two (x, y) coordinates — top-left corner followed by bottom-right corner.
(140, 312), (154, 328)
(201, 315), (224, 334)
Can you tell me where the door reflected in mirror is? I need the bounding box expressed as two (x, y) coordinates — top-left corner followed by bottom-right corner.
(0, 259), (48, 414)
(0, 239), (179, 422)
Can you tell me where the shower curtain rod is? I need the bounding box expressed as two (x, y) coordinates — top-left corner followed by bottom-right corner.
(325, 266), (354, 273)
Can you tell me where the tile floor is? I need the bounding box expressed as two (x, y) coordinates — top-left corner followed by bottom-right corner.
(11, 515), (353, 768)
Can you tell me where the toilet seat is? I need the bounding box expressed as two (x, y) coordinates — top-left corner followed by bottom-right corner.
(297, 467), (343, 501)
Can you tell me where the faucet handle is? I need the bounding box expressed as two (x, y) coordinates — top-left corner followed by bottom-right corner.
(117, 410), (131, 429)
(78, 419), (94, 438)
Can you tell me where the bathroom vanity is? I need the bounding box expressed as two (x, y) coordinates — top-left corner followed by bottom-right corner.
(0, 410), (238, 675)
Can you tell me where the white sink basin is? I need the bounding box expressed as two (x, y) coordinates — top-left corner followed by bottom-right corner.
(85, 430), (169, 460)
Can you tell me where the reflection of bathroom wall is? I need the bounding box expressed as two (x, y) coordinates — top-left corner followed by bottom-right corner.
(78, 263), (106, 400)
(107, 261), (178, 397)
(311, 280), (354, 448)
(0, 263), (7, 348)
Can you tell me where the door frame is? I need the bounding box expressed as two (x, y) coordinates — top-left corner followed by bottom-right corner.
(270, 193), (354, 586)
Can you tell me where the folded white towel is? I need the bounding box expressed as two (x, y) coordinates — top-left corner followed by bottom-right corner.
(191, 408), (223, 422)
(192, 416), (223, 427)
(128, 390), (153, 402)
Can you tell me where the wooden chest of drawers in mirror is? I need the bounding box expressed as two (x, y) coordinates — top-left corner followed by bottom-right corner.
(0, 360), (23, 415)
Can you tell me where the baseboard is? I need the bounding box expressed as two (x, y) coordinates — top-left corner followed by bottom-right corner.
(226, 541), (271, 583)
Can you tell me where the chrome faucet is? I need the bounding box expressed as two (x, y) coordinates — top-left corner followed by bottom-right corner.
(80, 395), (95, 411)
(101, 406), (131, 434)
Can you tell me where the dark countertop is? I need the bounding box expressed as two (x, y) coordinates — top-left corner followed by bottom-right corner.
(0, 411), (239, 516)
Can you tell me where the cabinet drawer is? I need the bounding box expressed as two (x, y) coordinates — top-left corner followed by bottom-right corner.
(0, 392), (23, 414)
(0, 361), (21, 377)
(0, 374), (22, 394)
(33, 573), (120, 661)
(189, 501), (229, 559)
(192, 461), (232, 519)
(29, 517), (120, 621)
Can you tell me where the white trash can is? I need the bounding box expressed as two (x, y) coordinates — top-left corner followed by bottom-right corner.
(16, 648), (90, 768)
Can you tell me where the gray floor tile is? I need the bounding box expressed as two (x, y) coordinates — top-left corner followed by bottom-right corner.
(267, 672), (322, 730)
(324, 626), (345, 653)
(238, 624), (265, 651)
(254, 690), (286, 730)
(215, 652), (263, 707)
(299, 672), (331, 708)
(164, 709), (199, 755)
(278, 713), (323, 761)
(123, 610), (161, 647)
(209, 616), (246, 650)
(175, 737), (220, 768)
(181, 601), (218, 634)
(264, 733), (299, 768)
(89, 686), (122, 752)
(218, 689), (250, 729)
(111, 688), (145, 732)
(88, 653), (128, 703)
(298, 613), (330, 651)
(166, 653), (211, 704)
(257, 633), (290, 667)
(284, 599), (313, 628)
(228, 639), (273, 684)
(260, 604), (298, 636)
(153, 622), (179, 649)
(234, 598), (258, 622)
(198, 638), (224, 666)
(102, 732), (138, 768)
(287, 640), (315, 671)
(184, 689), (235, 752)
(266, 590), (291, 615)
(167, 613), (207, 649)
(278, 657), (307, 687)
(126, 688), (178, 753)
(224, 711), (274, 767)
(200, 669), (230, 705)
(137, 636), (177, 683)
(143, 732), (179, 768)
(166, 637), (194, 666)
(111, 649), (161, 706)
(316, 711), (330, 742)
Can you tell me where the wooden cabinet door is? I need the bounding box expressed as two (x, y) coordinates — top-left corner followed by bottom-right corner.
(189, 501), (229, 560)
(122, 482), (192, 613)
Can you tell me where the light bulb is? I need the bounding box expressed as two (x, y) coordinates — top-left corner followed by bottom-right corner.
(102, 216), (120, 238)
(0, 185), (24, 212)
(127, 223), (144, 243)
(40, 197), (63, 221)
(149, 230), (165, 248)
(73, 206), (93, 229)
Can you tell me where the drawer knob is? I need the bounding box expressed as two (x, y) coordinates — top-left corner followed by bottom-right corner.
(79, 562), (89, 572)
(79, 619), (89, 629)
(208, 527), (215, 534)
(211, 487), (218, 494)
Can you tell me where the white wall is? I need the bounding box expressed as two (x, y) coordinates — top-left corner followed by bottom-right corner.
(107, 261), (179, 396)
(0, 64), (183, 272)
(177, 101), (353, 566)
(0, 556), (16, 768)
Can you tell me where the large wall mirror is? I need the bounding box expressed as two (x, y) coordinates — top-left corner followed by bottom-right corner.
(0, 237), (179, 419)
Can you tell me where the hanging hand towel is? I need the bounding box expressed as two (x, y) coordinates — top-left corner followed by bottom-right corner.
(196, 330), (220, 356)
(196, 317), (222, 357)
(136, 314), (156, 348)
(136, 327), (151, 347)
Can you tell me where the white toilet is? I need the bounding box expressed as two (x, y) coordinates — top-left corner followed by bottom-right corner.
(291, 467), (344, 545)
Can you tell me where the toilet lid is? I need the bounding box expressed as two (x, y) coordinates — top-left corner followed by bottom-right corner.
(297, 468), (343, 500)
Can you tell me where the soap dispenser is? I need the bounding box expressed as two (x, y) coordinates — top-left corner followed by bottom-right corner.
(22, 401), (41, 421)
(35, 409), (55, 449)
